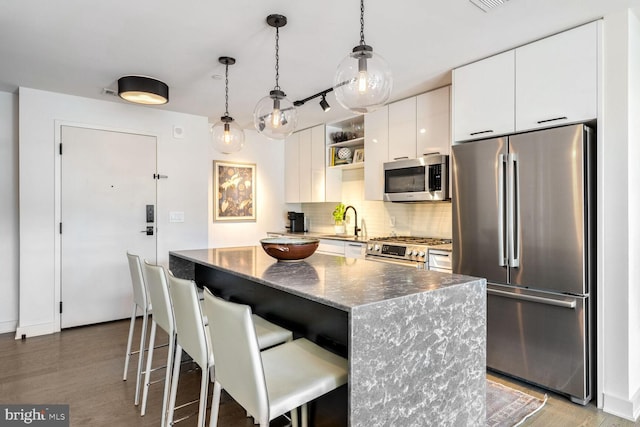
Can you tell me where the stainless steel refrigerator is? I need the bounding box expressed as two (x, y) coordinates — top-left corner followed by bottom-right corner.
(452, 124), (594, 404)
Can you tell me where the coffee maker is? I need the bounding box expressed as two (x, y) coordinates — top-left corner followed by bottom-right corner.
(286, 211), (305, 232)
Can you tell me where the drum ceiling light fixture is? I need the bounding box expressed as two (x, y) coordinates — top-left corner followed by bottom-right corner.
(118, 75), (169, 105)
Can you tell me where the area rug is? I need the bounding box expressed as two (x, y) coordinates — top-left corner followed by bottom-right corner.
(486, 379), (548, 427)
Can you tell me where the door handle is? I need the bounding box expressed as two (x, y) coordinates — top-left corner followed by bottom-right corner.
(498, 154), (506, 267)
(488, 288), (576, 309)
(507, 153), (520, 268)
(140, 226), (154, 236)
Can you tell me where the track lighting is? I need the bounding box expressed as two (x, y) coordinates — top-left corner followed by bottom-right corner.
(319, 95), (331, 112)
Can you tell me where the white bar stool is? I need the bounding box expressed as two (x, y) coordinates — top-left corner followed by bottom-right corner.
(202, 288), (348, 427)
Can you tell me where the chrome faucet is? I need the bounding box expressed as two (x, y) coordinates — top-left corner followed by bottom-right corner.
(343, 205), (361, 237)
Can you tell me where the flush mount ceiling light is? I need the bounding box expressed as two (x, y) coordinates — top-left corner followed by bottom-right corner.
(253, 14), (297, 140)
(117, 76), (169, 105)
(211, 57), (245, 154)
(333, 0), (392, 114)
(469, 0), (510, 12)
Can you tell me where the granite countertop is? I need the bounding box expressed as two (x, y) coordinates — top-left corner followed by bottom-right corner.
(267, 231), (453, 252)
(170, 247), (478, 312)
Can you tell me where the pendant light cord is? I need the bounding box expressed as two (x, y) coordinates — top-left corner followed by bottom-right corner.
(224, 62), (229, 117)
(274, 25), (281, 91)
(360, 0), (365, 46)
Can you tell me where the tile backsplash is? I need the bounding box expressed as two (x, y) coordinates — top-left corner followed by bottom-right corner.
(299, 168), (452, 239)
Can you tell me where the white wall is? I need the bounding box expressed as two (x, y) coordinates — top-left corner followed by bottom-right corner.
(600, 9), (640, 421)
(208, 130), (286, 246)
(17, 87), (211, 338)
(0, 91), (19, 334)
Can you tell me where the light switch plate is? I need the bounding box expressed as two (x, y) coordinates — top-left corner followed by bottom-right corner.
(169, 211), (185, 223)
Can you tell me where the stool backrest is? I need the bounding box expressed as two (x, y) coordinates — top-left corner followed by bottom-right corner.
(126, 252), (147, 308)
(202, 288), (268, 421)
(142, 261), (174, 335)
(167, 275), (209, 370)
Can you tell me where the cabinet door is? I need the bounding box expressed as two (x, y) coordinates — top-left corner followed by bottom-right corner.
(298, 128), (312, 203)
(388, 97), (417, 160)
(515, 21), (598, 131)
(310, 125), (328, 202)
(364, 106), (389, 201)
(284, 133), (300, 203)
(452, 50), (515, 142)
(417, 86), (451, 157)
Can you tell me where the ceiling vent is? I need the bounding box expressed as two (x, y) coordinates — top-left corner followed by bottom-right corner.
(469, 0), (510, 12)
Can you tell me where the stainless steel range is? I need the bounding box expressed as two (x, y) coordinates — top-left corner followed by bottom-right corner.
(366, 236), (452, 267)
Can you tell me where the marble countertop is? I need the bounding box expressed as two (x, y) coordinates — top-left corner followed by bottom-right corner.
(170, 247), (478, 312)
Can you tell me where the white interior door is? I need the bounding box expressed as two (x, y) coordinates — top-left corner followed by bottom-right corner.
(61, 126), (157, 328)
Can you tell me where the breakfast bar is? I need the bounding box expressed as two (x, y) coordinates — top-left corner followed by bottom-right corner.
(169, 247), (486, 426)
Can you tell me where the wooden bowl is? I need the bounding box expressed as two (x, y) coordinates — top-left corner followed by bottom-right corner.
(260, 237), (319, 262)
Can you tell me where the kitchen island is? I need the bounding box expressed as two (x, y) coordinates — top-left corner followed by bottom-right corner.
(169, 247), (486, 426)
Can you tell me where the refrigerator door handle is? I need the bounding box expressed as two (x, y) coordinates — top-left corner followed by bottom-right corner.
(487, 288), (577, 309)
(498, 154), (507, 266)
(508, 153), (520, 268)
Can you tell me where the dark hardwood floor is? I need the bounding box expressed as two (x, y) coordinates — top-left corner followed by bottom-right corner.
(0, 319), (289, 427)
(0, 319), (637, 426)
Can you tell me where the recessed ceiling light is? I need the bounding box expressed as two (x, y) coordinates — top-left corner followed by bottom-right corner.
(469, 0), (510, 12)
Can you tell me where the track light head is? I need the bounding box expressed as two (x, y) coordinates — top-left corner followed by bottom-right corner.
(319, 95), (331, 112)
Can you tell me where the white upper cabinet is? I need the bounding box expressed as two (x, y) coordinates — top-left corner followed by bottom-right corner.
(284, 124), (335, 203)
(364, 106), (389, 201)
(515, 21), (598, 131)
(388, 97), (417, 161)
(417, 86), (451, 156)
(298, 128), (313, 203)
(284, 132), (300, 203)
(453, 50), (515, 142)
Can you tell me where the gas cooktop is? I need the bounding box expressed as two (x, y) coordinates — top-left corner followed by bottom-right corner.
(368, 236), (452, 246)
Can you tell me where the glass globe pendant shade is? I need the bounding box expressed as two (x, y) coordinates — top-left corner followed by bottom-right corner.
(334, 44), (392, 114)
(253, 89), (297, 140)
(212, 116), (245, 154)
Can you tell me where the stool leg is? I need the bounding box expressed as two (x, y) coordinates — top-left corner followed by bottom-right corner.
(160, 333), (175, 427)
(196, 367), (208, 427)
(167, 345), (183, 427)
(141, 321), (156, 415)
(208, 381), (221, 427)
(123, 303), (137, 381)
(291, 407), (299, 427)
(301, 403), (308, 427)
(134, 308), (149, 406)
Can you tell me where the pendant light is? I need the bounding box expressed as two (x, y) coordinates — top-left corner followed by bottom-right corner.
(333, 0), (392, 114)
(212, 57), (245, 154)
(253, 14), (297, 140)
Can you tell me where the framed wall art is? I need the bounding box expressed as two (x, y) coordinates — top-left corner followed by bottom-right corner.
(213, 160), (256, 222)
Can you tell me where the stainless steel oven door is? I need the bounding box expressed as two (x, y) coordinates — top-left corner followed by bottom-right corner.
(365, 255), (425, 268)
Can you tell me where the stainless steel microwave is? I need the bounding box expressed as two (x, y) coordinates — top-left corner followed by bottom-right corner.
(383, 155), (449, 202)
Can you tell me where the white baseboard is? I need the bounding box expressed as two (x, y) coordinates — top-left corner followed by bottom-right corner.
(0, 320), (17, 334)
(603, 388), (640, 422)
(15, 322), (59, 339)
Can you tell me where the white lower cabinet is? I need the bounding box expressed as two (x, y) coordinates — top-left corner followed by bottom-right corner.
(317, 239), (345, 256)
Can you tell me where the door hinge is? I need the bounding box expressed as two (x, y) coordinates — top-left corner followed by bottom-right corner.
(59, 143), (63, 155)
(153, 174), (168, 179)
(59, 301), (63, 314)
(59, 222), (62, 234)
